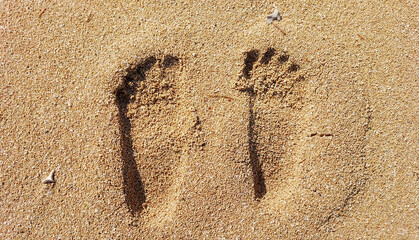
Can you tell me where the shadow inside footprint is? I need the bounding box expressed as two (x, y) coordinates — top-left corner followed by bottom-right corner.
(248, 94), (267, 199)
(115, 56), (157, 215)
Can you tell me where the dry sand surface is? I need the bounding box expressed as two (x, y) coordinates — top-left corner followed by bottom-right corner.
(1, 0), (418, 239)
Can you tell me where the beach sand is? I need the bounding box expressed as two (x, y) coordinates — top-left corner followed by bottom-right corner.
(1, 0), (417, 239)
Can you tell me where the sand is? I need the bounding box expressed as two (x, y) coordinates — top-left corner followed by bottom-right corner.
(1, 0), (417, 239)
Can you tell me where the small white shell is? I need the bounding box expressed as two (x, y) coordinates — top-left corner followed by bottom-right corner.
(42, 170), (56, 184)
(267, 9), (281, 24)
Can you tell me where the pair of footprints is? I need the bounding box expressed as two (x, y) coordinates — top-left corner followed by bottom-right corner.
(114, 48), (305, 215)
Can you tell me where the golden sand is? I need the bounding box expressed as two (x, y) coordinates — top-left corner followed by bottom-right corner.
(1, 0), (417, 238)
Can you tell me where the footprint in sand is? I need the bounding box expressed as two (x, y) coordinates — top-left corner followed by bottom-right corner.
(235, 48), (371, 231)
(235, 47), (306, 200)
(114, 55), (204, 218)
